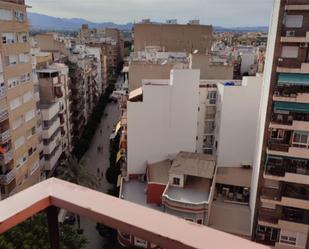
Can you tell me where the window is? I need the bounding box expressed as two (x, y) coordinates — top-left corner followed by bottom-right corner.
(7, 77), (20, 89)
(5, 55), (17, 66)
(14, 11), (25, 22)
(293, 132), (309, 148)
(12, 116), (23, 130)
(173, 177), (180, 186)
(23, 91), (33, 103)
(16, 153), (27, 168)
(285, 15), (303, 28)
(207, 91), (217, 104)
(9, 97), (21, 110)
(14, 136), (25, 150)
(19, 53), (30, 63)
(18, 33), (28, 43)
(281, 46), (299, 58)
(25, 109), (35, 122)
(0, 9), (13, 21)
(2, 33), (15, 44)
(271, 129), (285, 140)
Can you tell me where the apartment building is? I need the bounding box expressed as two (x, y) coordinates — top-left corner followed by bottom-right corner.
(117, 69), (265, 241)
(133, 21), (213, 54)
(69, 47), (100, 124)
(77, 24), (124, 81)
(36, 64), (72, 176)
(128, 46), (234, 92)
(252, 1), (309, 249)
(0, 0), (41, 199)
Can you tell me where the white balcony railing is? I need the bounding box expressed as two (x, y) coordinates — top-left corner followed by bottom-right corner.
(0, 168), (16, 185)
(0, 130), (11, 144)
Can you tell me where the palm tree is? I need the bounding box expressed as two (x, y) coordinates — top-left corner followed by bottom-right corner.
(57, 155), (97, 230)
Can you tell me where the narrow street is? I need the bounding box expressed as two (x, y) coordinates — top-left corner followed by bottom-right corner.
(80, 100), (121, 249)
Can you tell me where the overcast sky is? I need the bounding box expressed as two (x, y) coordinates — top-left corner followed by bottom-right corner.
(26, 0), (273, 27)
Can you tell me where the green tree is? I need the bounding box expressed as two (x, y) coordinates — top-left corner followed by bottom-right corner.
(0, 214), (87, 249)
(57, 155), (97, 229)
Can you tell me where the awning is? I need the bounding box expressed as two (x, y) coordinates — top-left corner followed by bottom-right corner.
(116, 150), (122, 163)
(274, 101), (309, 113)
(215, 167), (252, 188)
(115, 121), (121, 134)
(117, 175), (122, 188)
(278, 73), (309, 86)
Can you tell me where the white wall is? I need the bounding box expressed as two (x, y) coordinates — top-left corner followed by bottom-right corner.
(216, 76), (263, 168)
(250, 0), (281, 234)
(127, 69), (200, 175)
(241, 53), (256, 75)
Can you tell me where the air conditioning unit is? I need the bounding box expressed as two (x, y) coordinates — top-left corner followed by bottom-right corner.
(278, 57), (283, 62)
(286, 31), (295, 37)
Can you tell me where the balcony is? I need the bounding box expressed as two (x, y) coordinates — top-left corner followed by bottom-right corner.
(261, 187), (282, 201)
(258, 207), (281, 225)
(281, 25), (309, 41)
(44, 145), (62, 171)
(264, 157), (309, 184)
(0, 129), (10, 144)
(42, 118), (60, 140)
(0, 148), (13, 165)
(271, 112), (309, 130)
(273, 90), (309, 104)
(277, 62), (309, 74)
(0, 178), (268, 249)
(0, 109), (9, 123)
(268, 140), (290, 153)
(285, 3), (309, 11)
(0, 168), (16, 185)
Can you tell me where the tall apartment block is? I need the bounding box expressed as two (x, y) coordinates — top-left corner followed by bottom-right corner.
(0, 0), (41, 198)
(253, 1), (309, 248)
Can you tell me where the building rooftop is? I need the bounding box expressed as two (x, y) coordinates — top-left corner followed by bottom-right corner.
(147, 160), (171, 184)
(216, 167), (252, 188)
(166, 177), (211, 204)
(121, 179), (163, 212)
(170, 152), (216, 179)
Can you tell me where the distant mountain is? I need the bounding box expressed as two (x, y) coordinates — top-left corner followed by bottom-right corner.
(28, 12), (268, 33)
(214, 26), (268, 33)
(28, 13), (134, 31)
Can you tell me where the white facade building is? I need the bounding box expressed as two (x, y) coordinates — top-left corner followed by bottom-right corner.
(215, 76), (263, 168)
(127, 70), (200, 175)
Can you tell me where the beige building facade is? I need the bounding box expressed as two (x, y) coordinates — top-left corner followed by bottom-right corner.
(0, 0), (41, 198)
(133, 23), (213, 53)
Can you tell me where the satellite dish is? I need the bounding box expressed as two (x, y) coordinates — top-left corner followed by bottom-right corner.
(193, 49), (199, 54)
(161, 60), (168, 65)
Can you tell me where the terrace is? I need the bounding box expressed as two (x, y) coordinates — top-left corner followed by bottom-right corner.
(0, 178), (270, 249)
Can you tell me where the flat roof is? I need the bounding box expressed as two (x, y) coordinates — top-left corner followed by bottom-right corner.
(216, 167), (252, 188)
(170, 152), (216, 179)
(147, 160), (171, 184)
(121, 180), (163, 212)
(166, 177), (211, 204)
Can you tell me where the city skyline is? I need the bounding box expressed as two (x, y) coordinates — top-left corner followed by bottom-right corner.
(26, 0), (272, 27)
